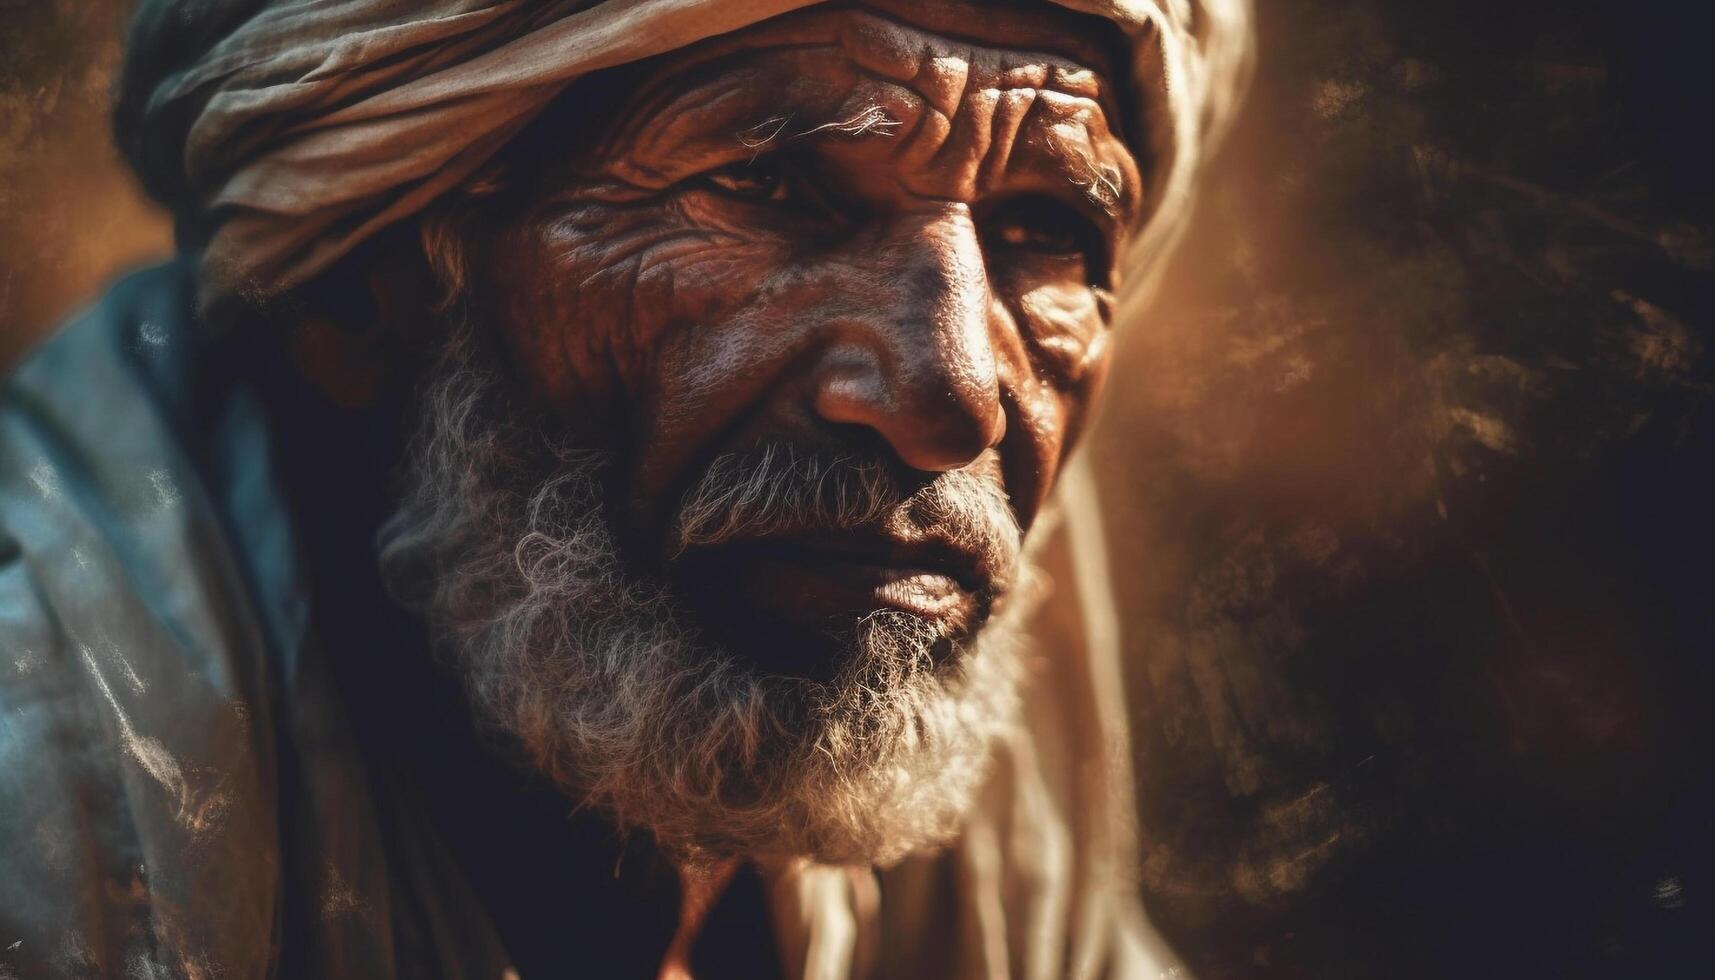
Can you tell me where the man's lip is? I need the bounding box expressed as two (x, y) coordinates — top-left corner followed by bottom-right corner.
(701, 533), (991, 595)
(673, 532), (993, 632)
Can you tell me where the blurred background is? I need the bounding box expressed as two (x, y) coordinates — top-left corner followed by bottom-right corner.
(0, 0), (169, 365)
(4, 1), (1711, 976)
(1093, 1), (1713, 976)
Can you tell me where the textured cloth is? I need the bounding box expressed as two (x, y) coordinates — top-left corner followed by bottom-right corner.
(0, 263), (512, 979)
(116, 0), (1252, 314)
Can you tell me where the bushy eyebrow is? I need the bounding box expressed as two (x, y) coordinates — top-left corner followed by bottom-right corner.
(735, 104), (904, 152)
(1047, 131), (1126, 217)
(723, 98), (1131, 220)
(597, 37), (1142, 234)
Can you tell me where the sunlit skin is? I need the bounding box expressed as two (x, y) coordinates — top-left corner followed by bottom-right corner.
(474, 0), (1144, 658)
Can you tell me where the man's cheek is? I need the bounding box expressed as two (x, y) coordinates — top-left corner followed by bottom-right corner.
(1014, 282), (1112, 389)
(504, 207), (777, 413)
(987, 328), (1098, 528)
(602, 236), (794, 396)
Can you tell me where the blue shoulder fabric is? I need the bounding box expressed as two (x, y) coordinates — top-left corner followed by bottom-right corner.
(0, 263), (526, 979)
(1, 262), (291, 977)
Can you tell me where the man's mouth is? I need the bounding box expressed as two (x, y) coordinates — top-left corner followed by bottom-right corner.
(672, 531), (994, 667)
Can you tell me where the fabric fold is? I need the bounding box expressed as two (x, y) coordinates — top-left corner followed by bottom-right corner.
(117, 0), (1252, 314)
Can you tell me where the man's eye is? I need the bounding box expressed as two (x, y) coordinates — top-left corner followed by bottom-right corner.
(984, 197), (1099, 258)
(698, 159), (791, 203)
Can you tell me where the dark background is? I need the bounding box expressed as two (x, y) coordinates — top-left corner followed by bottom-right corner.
(4, 1), (1711, 976)
(1095, 0), (1713, 976)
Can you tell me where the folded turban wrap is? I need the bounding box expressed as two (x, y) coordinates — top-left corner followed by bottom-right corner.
(117, 0), (1252, 315)
(82, 2), (1253, 975)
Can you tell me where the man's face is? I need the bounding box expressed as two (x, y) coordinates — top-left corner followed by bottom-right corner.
(385, 0), (1147, 865)
(479, 0), (1140, 667)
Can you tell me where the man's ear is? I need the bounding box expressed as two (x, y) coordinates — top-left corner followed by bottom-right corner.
(286, 223), (438, 410)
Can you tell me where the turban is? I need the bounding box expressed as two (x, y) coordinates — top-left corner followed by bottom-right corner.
(116, 0), (1253, 315)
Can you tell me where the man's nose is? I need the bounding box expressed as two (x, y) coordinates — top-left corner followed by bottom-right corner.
(812, 207), (1006, 473)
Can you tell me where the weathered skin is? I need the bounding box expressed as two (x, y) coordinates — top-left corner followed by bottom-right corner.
(463, 0), (1142, 645)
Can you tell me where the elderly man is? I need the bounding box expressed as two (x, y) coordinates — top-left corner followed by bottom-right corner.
(0, 1), (1249, 977)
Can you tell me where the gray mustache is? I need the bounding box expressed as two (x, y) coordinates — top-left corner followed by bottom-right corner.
(668, 446), (1022, 579)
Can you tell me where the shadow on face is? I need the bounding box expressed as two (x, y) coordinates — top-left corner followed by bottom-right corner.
(433, 0), (1147, 672)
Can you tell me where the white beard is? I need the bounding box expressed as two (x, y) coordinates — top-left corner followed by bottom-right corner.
(378, 324), (1026, 866)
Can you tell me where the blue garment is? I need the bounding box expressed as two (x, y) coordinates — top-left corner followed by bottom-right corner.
(0, 263), (511, 978)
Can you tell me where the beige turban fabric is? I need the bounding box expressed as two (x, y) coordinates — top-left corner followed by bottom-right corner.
(119, 0), (1251, 314)
(112, 2), (1253, 976)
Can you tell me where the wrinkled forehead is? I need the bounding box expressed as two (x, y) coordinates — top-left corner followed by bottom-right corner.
(583, 0), (1141, 168)
(634, 1), (1130, 109)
